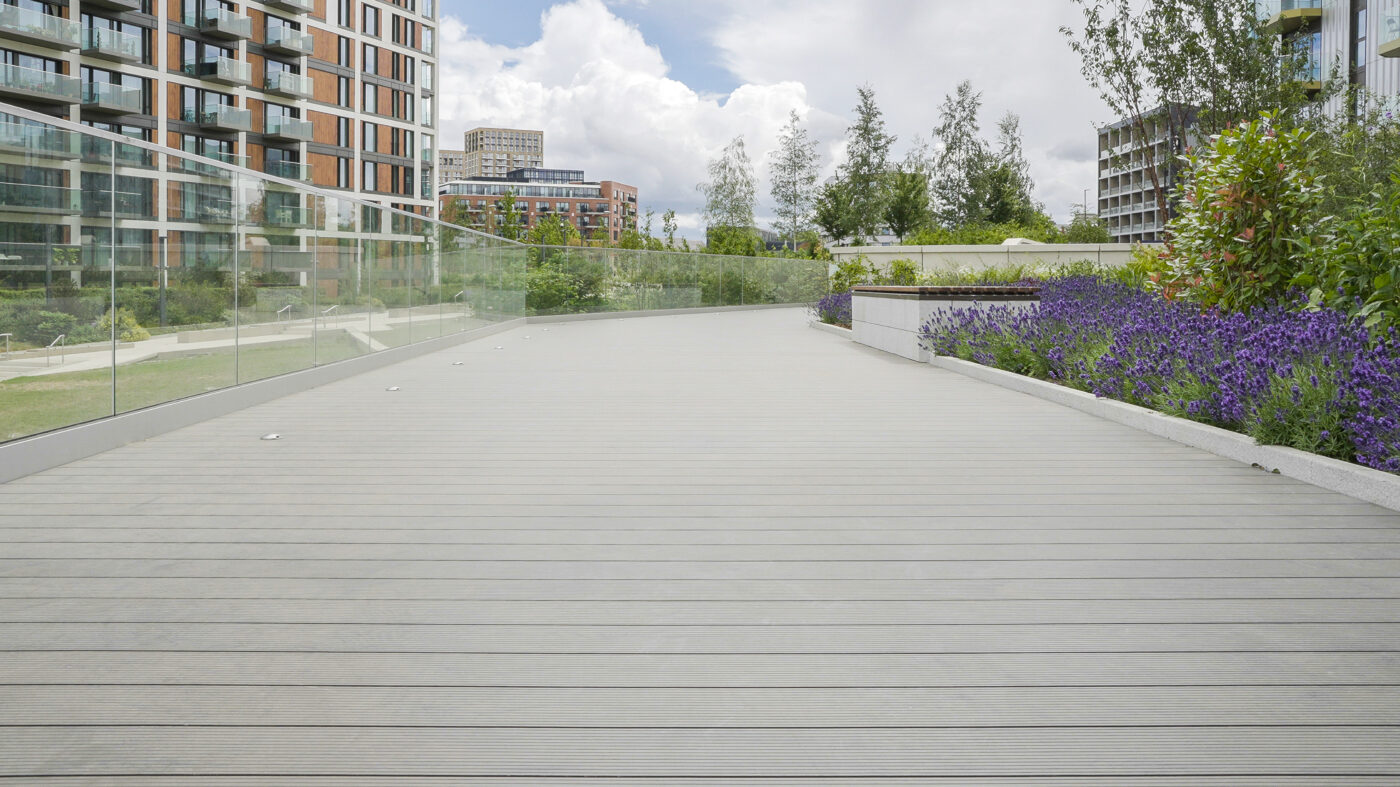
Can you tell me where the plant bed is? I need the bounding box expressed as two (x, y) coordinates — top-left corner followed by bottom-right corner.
(853, 284), (1040, 362)
(920, 276), (1400, 476)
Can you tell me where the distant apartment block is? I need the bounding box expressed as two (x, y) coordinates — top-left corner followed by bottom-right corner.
(438, 147), (466, 182)
(463, 126), (542, 178)
(440, 167), (636, 243)
(1095, 107), (1194, 245)
(0, 0), (441, 253)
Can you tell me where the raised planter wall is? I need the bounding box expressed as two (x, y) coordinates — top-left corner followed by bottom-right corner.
(851, 285), (1040, 363)
(832, 243), (1154, 274)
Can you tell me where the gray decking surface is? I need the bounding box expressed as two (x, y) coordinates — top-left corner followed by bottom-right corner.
(1, 307), (1398, 783)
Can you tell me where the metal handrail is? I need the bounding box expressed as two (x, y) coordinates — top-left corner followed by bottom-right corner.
(0, 332), (10, 356)
(277, 305), (293, 322)
(45, 334), (64, 367)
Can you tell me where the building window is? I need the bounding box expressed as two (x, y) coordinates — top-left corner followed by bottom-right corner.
(420, 95), (432, 125)
(362, 160), (377, 191)
(362, 82), (377, 113)
(336, 116), (351, 146)
(362, 44), (377, 75)
(362, 121), (377, 152)
(338, 35), (352, 66)
(337, 157), (351, 188)
(338, 75), (352, 107)
(362, 4), (379, 36)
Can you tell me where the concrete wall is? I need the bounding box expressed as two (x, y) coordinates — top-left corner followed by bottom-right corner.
(831, 243), (1150, 274)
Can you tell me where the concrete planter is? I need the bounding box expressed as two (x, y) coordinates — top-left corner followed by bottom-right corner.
(851, 285), (1040, 362)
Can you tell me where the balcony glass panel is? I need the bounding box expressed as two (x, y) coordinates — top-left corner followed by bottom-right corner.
(0, 3), (79, 48)
(81, 82), (143, 113)
(197, 5), (252, 39)
(264, 116), (312, 140)
(0, 120), (77, 158)
(188, 55), (251, 86)
(263, 159), (309, 180)
(264, 71), (313, 97)
(81, 26), (142, 60)
(0, 181), (74, 213)
(182, 104), (252, 132)
(265, 26), (313, 54)
(0, 63), (80, 103)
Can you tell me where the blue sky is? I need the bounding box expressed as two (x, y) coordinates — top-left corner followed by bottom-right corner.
(434, 1), (1110, 236)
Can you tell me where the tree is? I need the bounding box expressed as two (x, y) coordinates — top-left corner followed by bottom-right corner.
(1061, 208), (1113, 243)
(813, 179), (856, 245)
(768, 109), (820, 250)
(883, 166), (930, 241)
(661, 209), (678, 250)
(698, 136), (759, 255)
(930, 81), (990, 227)
(840, 85), (896, 238)
(1062, 0), (1322, 225)
(497, 190), (522, 242)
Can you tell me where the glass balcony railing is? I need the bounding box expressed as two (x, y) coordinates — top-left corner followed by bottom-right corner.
(82, 189), (153, 219)
(180, 194), (235, 224)
(187, 55), (251, 86)
(81, 82), (143, 114)
(175, 145), (247, 175)
(81, 26), (142, 61)
(182, 104), (252, 132)
(264, 116), (312, 142)
(0, 120), (77, 158)
(0, 181), (75, 213)
(0, 3), (79, 49)
(264, 0), (314, 13)
(1381, 12), (1400, 56)
(263, 159), (310, 180)
(1258, 0), (1323, 33)
(82, 136), (155, 168)
(0, 63), (80, 104)
(84, 0), (141, 10)
(265, 26), (314, 55)
(264, 71), (314, 98)
(266, 204), (309, 227)
(197, 5), (251, 39)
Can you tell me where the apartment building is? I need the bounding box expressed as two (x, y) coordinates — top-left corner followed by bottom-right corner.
(1095, 107), (1195, 245)
(0, 0), (439, 248)
(439, 168), (637, 243)
(437, 146), (464, 182)
(463, 126), (542, 178)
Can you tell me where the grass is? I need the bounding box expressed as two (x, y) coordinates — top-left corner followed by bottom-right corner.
(0, 336), (364, 441)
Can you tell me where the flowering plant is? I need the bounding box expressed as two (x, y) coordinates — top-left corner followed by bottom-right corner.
(814, 291), (852, 327)
(922, 277), (1400, 473)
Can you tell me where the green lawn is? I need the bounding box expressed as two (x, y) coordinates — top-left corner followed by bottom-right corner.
(1, 336), (364, 441)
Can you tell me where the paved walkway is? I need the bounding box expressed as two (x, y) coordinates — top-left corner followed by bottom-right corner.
(1, 307), (1398, 783)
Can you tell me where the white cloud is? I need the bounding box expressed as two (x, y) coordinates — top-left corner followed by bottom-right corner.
(437, 0), (1114, 238)
(437, 0), (814, 238)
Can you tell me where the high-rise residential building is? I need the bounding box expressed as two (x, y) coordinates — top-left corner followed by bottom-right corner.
(1095, 107), (1195, 245)
(463, 127), (542, 178)
(439, 168), (636, 243)
(437, 147), (465, 182)
(0, 0), (439, 220)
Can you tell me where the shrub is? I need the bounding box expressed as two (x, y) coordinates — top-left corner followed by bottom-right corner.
(1298, 178), (1400, 333)
(830, 256), (873, 292)
(922, 276), (1400, 473)
(814, 291), (852, 327)
(100, 307), (150, 342)
(1162, 114), (1326, 311)
(884, 258), (919, 285)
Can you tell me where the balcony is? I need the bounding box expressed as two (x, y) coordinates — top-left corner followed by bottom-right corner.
(175, 148), (248, 176)
(264, 0), (314, 13)
(1260, 0), (1322, 34)
(263, 159), (309, 180)
(0, 181), (75, 214)
(265, 204), (309, 227)
(83, 189), (154, 219)
(188, 55), (252, 87)
(0, 3), (79, 50)
(1381, 14), (1400, 57)
(180, 195), (235, 224)
(263, 115), (312, 142)
(197, 5), (252, 40)
(80, 27), (142, 63)
(263, 70), (313, 99)
(183, 104), (252, 133)
(264, 26), (314, 56)
(80, 82), (143, 114)
(82, 0), (142, 9)
(0, 121), (78, 159)
(0, 63), (80, 104)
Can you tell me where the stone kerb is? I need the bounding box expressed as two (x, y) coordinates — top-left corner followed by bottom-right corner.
(851, 285), (1041, 362)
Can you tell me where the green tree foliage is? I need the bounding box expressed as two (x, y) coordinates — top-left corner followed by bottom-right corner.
(883, 166), (930, 241)
(698, 136), (759, 254)
(1301, 178), (1400, 333)
(497, 190), (522, 242)
(768, 109), (820, 250)
(661, 209), (679, 250)
(1161, 115), (1325, 310)
(839, 85), (896, 238)
(526, 214), (582, 248)
(1061, 209), (1114, 243)
(814, 179), (857, 245)
(930, 81), (988, 227)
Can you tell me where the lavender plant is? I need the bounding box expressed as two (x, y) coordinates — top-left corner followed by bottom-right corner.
(814, 291), (852, 327)
(922, 277), (1400, 473)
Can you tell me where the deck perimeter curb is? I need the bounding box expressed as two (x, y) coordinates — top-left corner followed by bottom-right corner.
(928, 355), (1400, 513)
(808, 320), (853, 339)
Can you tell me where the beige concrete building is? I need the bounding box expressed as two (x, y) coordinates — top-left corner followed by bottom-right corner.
(437, 146), (465, 183)
(463, 126), (541, 178)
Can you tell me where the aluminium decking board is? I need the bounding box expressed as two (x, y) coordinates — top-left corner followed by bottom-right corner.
(0, 307), (1397, 781)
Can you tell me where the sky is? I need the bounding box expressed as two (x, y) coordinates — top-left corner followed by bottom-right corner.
(436, 0), (1114, 239)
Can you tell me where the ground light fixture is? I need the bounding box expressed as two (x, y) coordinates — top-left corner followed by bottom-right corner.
(385, 386), (400, 391)
(260, 434), (281, 441)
